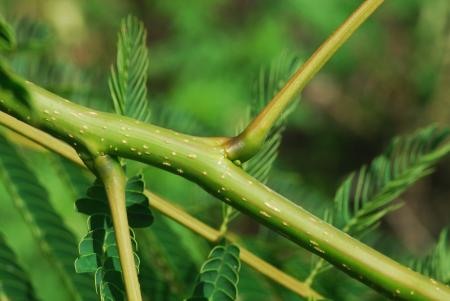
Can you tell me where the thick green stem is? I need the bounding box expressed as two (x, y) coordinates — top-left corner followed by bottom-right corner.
(0, 112), (323, 299)
(93, 155), (142, 301)
(1, 83), (450, 300)
(225, 0), (384, 161)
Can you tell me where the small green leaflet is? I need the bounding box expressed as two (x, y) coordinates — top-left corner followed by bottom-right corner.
(410, 228), (450, 285)
(243, 52), (300, 184)
(187, 244), (241, 301)
(332, 125), (450, 237)
(76, 175), (154, 228)
(109, 15), (151, 122)
(75, 214), (139, 300)
(222, 53), (300, 228)
(0, 14), (16, 50)
(0, 60), (31, 108)
(74, 174), (153, 300)
(0, 233), (40, 301)
(306, 125), (450, 283)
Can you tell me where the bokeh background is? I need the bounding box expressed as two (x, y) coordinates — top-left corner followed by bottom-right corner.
(0, 0), (449, 300)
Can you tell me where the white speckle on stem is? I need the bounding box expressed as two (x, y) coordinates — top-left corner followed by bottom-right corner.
(264, 202), (281, 212)
(309, 240), (319, 246)
(259, 211), (271, 218)
(313, 246), (325, 254)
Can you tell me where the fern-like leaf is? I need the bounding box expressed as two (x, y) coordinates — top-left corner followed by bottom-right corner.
(109, 15), (151, 122)
(74, 174), (153, 300)
(410, 228), (450, 284)
(306, 126), (450, 282)
(0, 233), (39, 301)
(0, 134), (97, 301)
(333, 125), (450, 237)
(187, 244), (241, 301)
(221, 53), (300, 228)
(243, 52), (300, 184)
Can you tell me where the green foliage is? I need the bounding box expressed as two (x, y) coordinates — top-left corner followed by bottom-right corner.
(109, 15), (151, 122)
(76, 175), (153, 228)
(0, 233), (39, 301)
(333, 125), (450, 237)
(2, 3), (450, 300)
(140, 213), (207, 296)
(12, 18), (52, 51)
(0, 134), (97, 301)
(220, 53), (301, 229)
(411, 228), (450, 284)
(306, 125), (450, 284)
(187, 244), (241, 301)
(243, 52), (300, 184)
(0, 14), (15, 50)
(237, 266), (276, 301)
(74, 175), (153, 300)
(0, 60), (30, 107)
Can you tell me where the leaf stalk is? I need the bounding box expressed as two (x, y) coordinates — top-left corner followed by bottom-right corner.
(93, 155), (142, 301)
(225, 0), (384, 161)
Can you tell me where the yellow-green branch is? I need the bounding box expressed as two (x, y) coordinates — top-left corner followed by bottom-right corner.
(93, 155), (142, 301)
(2, 1), (450, 298)
(0, 112), (323, 300)
(225, 0), (384, 161)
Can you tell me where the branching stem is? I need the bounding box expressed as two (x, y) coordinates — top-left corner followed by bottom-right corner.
(2, 1), (450, 299)
(225, 0), (384, 161)
(93, 155), (142, 301)
(0, 112), (323, 300)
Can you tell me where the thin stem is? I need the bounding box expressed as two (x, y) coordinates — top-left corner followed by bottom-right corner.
(93, 155), (142, 301)
(0, 112), (322, 300)
(225, 0), (384, 161)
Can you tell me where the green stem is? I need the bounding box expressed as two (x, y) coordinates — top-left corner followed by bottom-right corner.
(2, 82), (450, 300)
(225, 0), (384, 161)
(93, 155), (142, 301)
(0, 111), (323, 299)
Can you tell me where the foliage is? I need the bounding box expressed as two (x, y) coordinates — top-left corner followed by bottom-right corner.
(0, 14), (15, 50)
(333, 126), (450, 237)
(411, 227), (450, 284)
(187, 244), (241, 301)
(0, 134), (98, 301)
(74, 175), (153, 300)
(109, 15), (151, 122)
(306, 126), (450, 283)
(0, 2), (450, 301)
(0, 233), (39, 301)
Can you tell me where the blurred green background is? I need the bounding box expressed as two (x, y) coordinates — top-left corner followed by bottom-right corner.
(0, 0), (449, 300)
